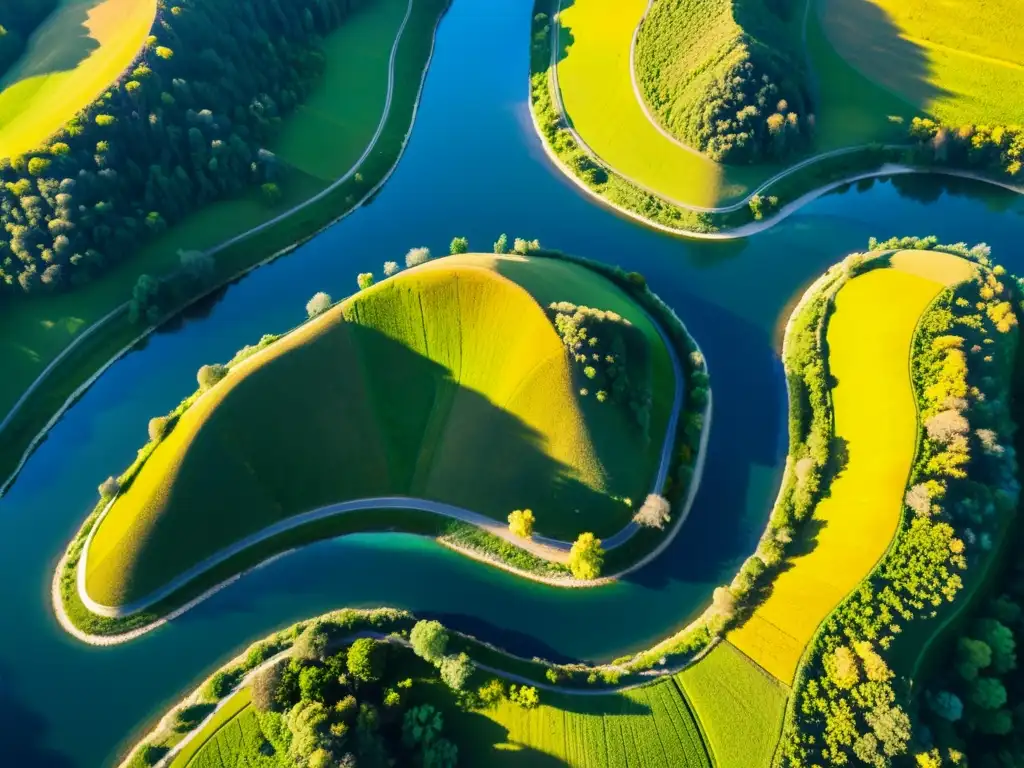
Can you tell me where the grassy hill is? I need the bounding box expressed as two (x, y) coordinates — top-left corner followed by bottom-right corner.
(727, 249), (976, 684)
(633, 0), (812, 164)
(85, 254), (674, 607)
(820, 0), (1024, 126)
(0, 0), (156, 158)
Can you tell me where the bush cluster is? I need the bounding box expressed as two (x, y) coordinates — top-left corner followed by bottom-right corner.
(908, 118), (1024, 180)
(780, 245), (1021, 768)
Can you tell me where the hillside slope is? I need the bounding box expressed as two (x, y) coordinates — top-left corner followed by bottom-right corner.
(85, 254), (674, 606)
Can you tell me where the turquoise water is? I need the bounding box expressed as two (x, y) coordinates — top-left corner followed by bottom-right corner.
(1, 0), (1023, 764)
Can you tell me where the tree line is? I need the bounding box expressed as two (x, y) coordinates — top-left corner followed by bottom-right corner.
(0, 0), (372, 303)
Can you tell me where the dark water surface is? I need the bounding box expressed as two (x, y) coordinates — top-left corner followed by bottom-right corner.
(1, 1), (1023, 764)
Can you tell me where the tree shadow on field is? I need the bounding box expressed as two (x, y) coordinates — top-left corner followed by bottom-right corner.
(0, 668), (74, 767)
(554, 0), (575, 66)
(820, 0), (950, 111)
(2, 0), (105, 88)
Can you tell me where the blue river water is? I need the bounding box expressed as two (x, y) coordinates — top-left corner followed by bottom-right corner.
(0, 0), (1023, 764)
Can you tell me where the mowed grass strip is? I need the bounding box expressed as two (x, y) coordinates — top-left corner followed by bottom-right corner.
(555, 0), (738, 207)
(169, 687), (253, 768)
(0, 0), (157, 158)
(460, 678), (711, 767)
(728, 250), (976, 684)
(820, 0), (1024, 125)
(676, 640), (788, 768)
(85, 255), (671, 606)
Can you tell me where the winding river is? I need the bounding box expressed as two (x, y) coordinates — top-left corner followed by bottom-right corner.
(1, 1), (1023, 765)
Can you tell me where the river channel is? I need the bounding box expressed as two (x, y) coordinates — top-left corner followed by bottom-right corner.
(1, 0), (1023, 764)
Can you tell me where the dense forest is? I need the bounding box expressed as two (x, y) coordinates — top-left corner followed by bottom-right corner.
(0, 0), (371, 303)
(0, 0), (57, 76)
(635, 0), (812, 164)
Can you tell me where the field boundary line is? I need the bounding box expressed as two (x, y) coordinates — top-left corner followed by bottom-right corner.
(0, 0), (441, 497)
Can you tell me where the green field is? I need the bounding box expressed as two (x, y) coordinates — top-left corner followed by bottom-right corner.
(677, 641), (788, 768)
(84, 255), (674, 607)
(553, 0), (764, 207)
(0, 0), (156, 158)
(729, 250), (975, 684)
(820, 0), (1024, 126)
(168, 688), (255, 768)
(458, 677), (711, 767)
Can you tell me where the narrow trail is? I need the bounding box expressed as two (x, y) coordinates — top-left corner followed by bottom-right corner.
(0, 0), (420, 497)
(74, 298), (690, 619)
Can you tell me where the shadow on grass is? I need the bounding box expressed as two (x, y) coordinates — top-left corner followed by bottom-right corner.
(819, 0), (949, 112)
(1, 0), (104, 89)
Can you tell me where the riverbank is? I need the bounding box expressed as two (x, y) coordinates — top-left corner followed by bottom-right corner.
(0, 0), (452, 497)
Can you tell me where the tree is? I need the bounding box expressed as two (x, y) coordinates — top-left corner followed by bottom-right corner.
(477, 679), (506, 708)
(251, 659), (286, 712)
(974, 618), (1016, 673)
(925, 409), (970, 444)
(197, 363), (227, 391)
(148, 416), (170, 442)
(439, 653), (473, 691)
(98, 476), (120, 498)
(494, 233), (508, 254)
(509, 685), (540, 709)
(507, 509), (535, 539)
(179, 250), (214, 283)
(449, 236), (469, 255)
(410, 620), (449, 665)
(261, 182), (281, 205)
(383, 261), (399, 277)
(568, 532), (604, 579)
(926, 690), (963, 722)
(513, 237), (540, 255)
(293, 622), (330, 661)
(356, 272), (374, 290)
(406, 247), (431, 267)
(969, 677), (1007, 710)
(346, 638), (384, 682)
(633, 494), (671, 529)
(956, 636), (993, 680)
(306, 291), (332, 318)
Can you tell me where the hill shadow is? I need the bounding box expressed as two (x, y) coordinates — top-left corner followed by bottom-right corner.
(1, 0), (103, 89)
(108, 319), (633, 603)
(819, 0), (950, 111)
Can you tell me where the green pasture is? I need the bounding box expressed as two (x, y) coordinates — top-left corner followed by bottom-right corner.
(457, 677), (711, 767)
(819, 0), (1024, 126)
(84, 255), (673, 606)
(677, 641), (788, 768)
(168, 688), (255, 768)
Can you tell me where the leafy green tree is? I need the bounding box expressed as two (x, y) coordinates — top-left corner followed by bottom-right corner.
(449, 236), (469, 255)
(507, 509), (535, 539)
(196, 363), (227, 392)
(974, 618), (1016, 673)
(148, 416), (170, 442)
(569, 532), (604, 579)
(439, 653), (473, 691)
(956, 637), (993, 680)
(346, 638), (384, 683)
(409, 620), (448, 665)
(493, 233), (508, 254)
(509, 685), (540, 709)
(476, 679), (506, 708)
(356, 272), (374, 290)
(969, 677), (1007, 710)
(293, 622), (330, 661)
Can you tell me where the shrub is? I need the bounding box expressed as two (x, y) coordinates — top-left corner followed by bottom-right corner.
(98, 476), (120, 499)
(568, 532), (604, 580)
(356, 272), (374, 290)
(410, 620), (449, 665)
(383, 261), (399, 277)
(251, 659), (286, 712)
(196, 363), (227, 391)
(405, 247), (431, 268)
(509, 685), (540, 709)
(477, 679), (506, 708)
(148, 416), (170, 442)
(204, 670), (237, 699)
(306, 291), (332, 318)
(449, 236), (469, 255)
(507, 509), (535, 539)
(633, 494), (671, 529)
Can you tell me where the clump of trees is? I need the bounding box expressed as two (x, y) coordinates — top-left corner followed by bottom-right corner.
(549, 300), (652, 433)
(0, 0), (375, 302)
(780, 248), (1021, 768)
(908, 118), (1024, 179)
(408, 619), (476, 694)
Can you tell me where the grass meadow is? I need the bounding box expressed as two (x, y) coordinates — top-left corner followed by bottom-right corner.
(0, 0), (157, 158)
(84, 255), (673, 607)
(459, 677), (711, 767)
(727, 250), (975, 684)
(677, 641), (788, 768)
(554, 0), (765, 207)
(0, 0), (440, 465)
(168, 688), (256, 768)
(820, 0), (1024, 126)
